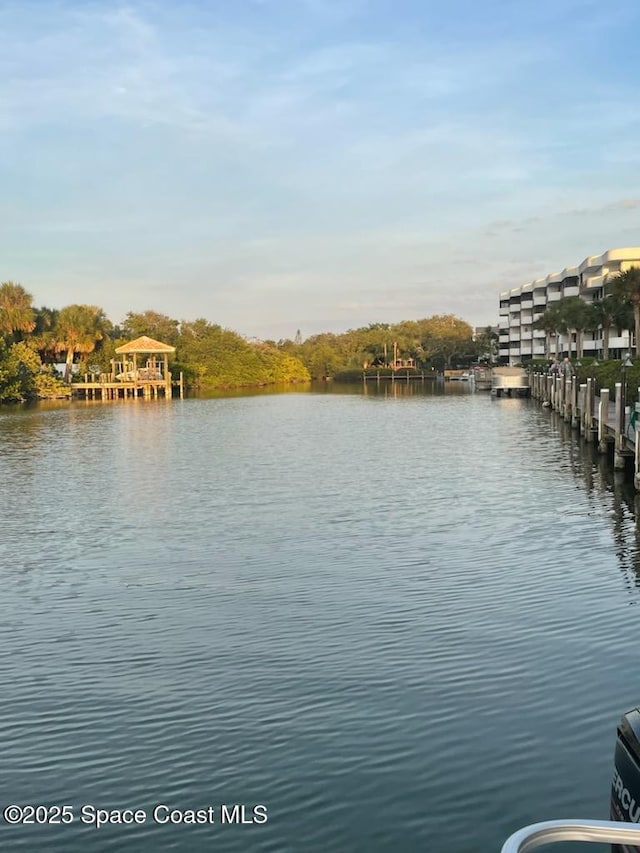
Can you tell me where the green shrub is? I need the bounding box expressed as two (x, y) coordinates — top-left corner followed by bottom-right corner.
(0, 341), (67, 402)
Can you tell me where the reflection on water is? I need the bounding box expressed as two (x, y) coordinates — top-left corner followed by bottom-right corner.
(196, 382), (314, 399)
(3, 387), (640, 853)
(198, 378), (475, 399)
(541, 408), (640, 594)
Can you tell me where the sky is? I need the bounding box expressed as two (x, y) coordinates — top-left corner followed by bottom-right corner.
(3, 0), (640, 340)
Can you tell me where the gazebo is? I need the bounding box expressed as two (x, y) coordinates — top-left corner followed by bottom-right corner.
(114, 335), (176, 398)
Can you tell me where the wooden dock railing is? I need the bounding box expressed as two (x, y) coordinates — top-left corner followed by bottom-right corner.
(530, 372), (640, 490)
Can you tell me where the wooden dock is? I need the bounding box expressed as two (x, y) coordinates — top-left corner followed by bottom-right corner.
(70, 369), (184, 401)
(361, 370), (437, 382)
(71, 376), (183, 400)
(530, 372), (640, 490)
(70, 335), (184, 401)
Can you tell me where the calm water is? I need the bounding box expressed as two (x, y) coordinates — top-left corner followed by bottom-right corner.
(2, 383), (640, 852)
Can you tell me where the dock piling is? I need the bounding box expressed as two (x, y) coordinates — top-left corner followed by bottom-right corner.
(598, 388), (610, 453)
(536, 373), (640, 488)
(614, 382), (626, 469)
(571, 377), (579, 429)
(584, 378), (594, 441)
(635, 399), (640, 489)
(578, 384), (587, 434)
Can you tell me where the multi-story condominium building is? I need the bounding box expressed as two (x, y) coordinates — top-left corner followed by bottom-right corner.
(498, 247), (640, 364)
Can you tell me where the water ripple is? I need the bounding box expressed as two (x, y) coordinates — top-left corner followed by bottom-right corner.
(0, 392), (638, 852)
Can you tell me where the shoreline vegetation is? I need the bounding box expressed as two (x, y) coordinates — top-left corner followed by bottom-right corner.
(0, 281), (496, 403)
(4, 265), (640, 403)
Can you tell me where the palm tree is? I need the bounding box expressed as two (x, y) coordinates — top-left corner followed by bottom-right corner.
(0, 281), (36, 339)
(53, 304), (109, 382)
(475, 325), (498, 364)
(609, 267), (640, 355)
(533, 305), (562, 359)
(587, 296), (630, 360)
(556, 296), (592, 359)
(30, 306), (59, 362)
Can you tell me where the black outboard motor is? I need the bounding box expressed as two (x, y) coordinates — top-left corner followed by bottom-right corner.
(611, 708), (640, 852)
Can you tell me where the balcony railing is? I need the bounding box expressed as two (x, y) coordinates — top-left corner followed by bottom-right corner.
(609, 335), (632, 348)
(583, 274), (606, 289)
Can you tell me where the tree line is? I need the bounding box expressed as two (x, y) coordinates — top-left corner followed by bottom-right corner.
(276, 316), (495, 378)
(0, 284), (311, 401)
(0, 281), (495, 402)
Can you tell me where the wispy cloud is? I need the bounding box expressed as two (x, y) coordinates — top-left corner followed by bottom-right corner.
(2, 0), (640, 333)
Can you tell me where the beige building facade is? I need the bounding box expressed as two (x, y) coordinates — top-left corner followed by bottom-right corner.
(498, 247), (640, 364)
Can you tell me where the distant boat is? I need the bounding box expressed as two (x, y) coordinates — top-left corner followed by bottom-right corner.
(491, 366), (530, 398)
(443, 369), (469, 381)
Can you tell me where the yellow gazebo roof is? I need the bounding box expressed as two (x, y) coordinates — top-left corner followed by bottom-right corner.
(115, 336), (176, 354)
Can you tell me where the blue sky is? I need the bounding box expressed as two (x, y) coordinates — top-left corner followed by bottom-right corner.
(2, 0), (640, 339)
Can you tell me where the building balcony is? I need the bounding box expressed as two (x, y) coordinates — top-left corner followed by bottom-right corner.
(547, 291), (561, 302)
(563, 286), (579, 297)
(583, 274), (606, 290)
(510, 317), (521, 327)
(520, 312), (533, 324)
(609, 335), (633, 349)
(533, 343), (546, 355)
(533, 329), (546, 338)
(521, 330), (533, 341)
(533, 295), (547, 306)
(499, 319), (509, 330)
(499, 347), (510, 357)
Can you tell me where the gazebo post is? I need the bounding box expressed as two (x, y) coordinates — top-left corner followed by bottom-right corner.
(113, 336), (176, 402)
